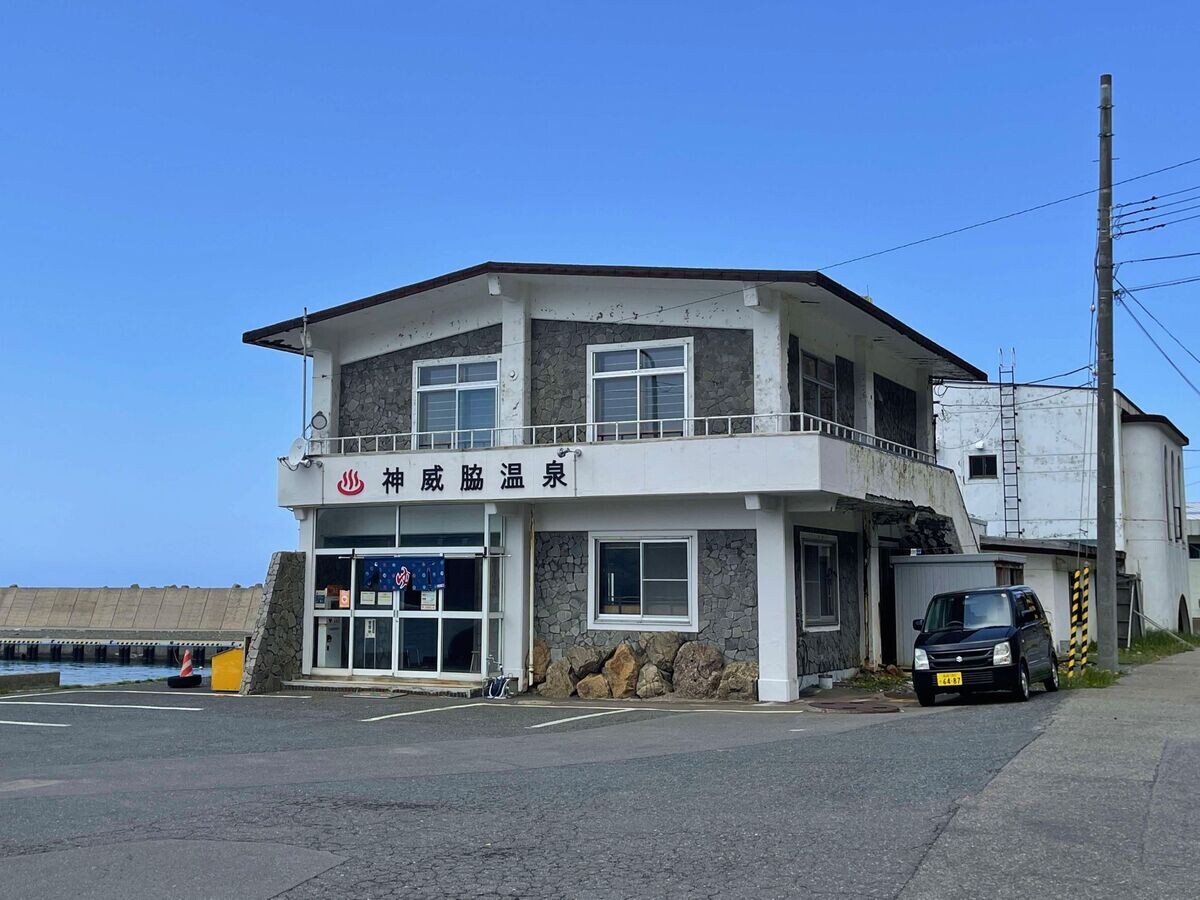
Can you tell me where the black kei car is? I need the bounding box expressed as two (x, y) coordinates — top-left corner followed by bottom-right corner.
(911, 585), (1059, 706)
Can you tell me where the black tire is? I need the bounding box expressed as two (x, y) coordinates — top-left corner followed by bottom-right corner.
(915, 686), (936, 707)
(1011, 662), (1031, 702)
(1043, 654), (1060, 692)
(167, 674), (202, 689)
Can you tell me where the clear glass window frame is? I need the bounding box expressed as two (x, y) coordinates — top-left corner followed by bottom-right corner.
(306, 540), (493, 680)
(801, 351), (837, 422)
(411, 353), (501, 451)
(797, 533), (840, 632)
(586, 337), (693, 441)
(586, 531), (698, 632)
(968, 454), (998, 480)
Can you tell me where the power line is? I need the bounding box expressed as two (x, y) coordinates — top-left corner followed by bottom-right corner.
(1114, 292), (1200, 399)
(1114, 182), (1200, 208)
(1114, 275), (1200, 369)
(817, 154), (1200, 271)
(1114, 201), (1200, 228)
(1120, 274), (1200, 291)
(1117, 211), (1200, 237)
(1113, 192), (1200, 220)
(1117, 251), (1200, 265)
(1024, 363), (1093, 384)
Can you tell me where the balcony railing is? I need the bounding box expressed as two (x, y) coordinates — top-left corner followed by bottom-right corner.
(306, 412), (935, 464)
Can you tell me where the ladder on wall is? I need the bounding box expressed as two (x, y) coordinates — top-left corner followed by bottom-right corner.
(999, 351), (1022, 537)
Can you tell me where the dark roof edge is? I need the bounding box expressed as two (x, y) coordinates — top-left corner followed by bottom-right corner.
(242, 261), (987, 379)
(1120, 411), (1189, 446)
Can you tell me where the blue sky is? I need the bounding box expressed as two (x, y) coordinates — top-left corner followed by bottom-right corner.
(2, 2), (1198, 587)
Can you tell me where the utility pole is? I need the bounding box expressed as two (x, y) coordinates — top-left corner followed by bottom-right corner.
(1095, 74), (1118, 671)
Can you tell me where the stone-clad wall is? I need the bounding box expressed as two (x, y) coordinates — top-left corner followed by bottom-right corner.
(240, 551), (306, 695)
(529, 319), (754, 426)
(534, 530), (758, 661)
(874, 373), (919, 450)
(795, 528), (861, 676)
(338, 325), (502, 438)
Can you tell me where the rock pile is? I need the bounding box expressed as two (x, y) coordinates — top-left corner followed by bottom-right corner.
(530, 633), (758, 701)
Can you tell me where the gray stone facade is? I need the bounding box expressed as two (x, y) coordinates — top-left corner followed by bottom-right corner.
(874, 373), (919, 450)
(240, 551), (306, 694)
(529, 319), (753, 427)
(533, 530), (758, 661)
(795, 528), (861, 676)
(338, 325), (502, 438)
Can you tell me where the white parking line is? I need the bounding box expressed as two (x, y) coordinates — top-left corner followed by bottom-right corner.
(0, 719), (71, 728)
(360, 702), (491, 723)
(0, 700), (202, 712)
(526, 708), (633, 729)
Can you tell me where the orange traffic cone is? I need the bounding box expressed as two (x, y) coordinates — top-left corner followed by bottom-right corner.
(167, 648), (202, 689)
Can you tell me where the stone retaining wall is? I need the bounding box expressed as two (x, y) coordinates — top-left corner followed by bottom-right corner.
(240, 551), (306, 694)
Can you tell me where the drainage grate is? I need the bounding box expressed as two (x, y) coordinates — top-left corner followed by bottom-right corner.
(809, 700), (901, 714)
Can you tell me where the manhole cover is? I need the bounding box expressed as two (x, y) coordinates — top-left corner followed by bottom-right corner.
(809, 701), (901, 713)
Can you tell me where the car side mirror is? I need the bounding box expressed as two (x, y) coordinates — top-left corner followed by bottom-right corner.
(912, 618), (924, 632)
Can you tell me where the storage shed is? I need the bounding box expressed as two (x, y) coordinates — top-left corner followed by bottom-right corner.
(890, 553), (1026, 667)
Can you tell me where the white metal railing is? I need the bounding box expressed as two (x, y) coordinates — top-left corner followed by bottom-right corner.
(306, 412), (935, 464)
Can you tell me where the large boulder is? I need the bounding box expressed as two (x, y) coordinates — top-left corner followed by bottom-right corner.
(566, 644), (609, 678)
(539, 658), (577, 698)
(673, 642), (725, 699)
(636, 662), (673, 699)
(602, 641), (644, 699)
(531, 639), (551, 686)
(716, 660), (759, 701)
(640, 631), (685, 674)
(576, 673), (612, 699)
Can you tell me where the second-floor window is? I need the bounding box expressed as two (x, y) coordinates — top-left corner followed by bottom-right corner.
(802, 352), (836, 421)
(412, 356), (499, 449)
(588, 339), (691, 440)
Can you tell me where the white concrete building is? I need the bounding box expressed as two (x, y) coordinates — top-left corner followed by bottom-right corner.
(246, 263), (984, 700)
(936, 382), (1192, 641)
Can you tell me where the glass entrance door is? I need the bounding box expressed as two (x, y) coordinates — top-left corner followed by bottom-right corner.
(350, 554), (487, 679)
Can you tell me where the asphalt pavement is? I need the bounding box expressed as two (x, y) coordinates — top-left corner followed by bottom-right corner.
(0, 658), (1191, 899)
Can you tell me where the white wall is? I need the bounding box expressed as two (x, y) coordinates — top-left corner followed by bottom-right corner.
(936, 384), (1125, 546)
(1121, 423), (1191, 628)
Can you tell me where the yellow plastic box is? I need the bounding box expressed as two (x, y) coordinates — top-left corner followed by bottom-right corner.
(211, 647), (245, 692)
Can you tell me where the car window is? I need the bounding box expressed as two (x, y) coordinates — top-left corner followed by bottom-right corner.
(1016, 593), (1039, 623)
(924, 591), (1013, 631)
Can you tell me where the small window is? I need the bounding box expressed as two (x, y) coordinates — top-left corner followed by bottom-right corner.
(589, 340), (690, 441)
(798, 536), (839, 629)
(801, 352), (836, 421)
(589, 534), (696, 630)
(968, 454), (998, 479)
(413, 356), (499, 449)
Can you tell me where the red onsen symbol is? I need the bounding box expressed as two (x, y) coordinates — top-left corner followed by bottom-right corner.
(394, 567), (411, 590)
(336, 469), (364, 496)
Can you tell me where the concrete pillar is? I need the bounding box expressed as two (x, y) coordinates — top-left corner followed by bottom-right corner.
(495, 281), (531, 444)
(500, 504), (532, 689)
(310, 349), (340, 451)
(864, 515), (882, 666)
(853, 335), (876, 437)
(747, 286), (789, 431)
(915, 366), (934, 453)
(298, 510), (315, 675)
(754, 501), (798, 700)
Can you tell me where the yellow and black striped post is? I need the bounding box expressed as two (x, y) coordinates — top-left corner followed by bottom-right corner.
(1068, 569), (1083, 676)
(1080, 566), (1091, 669)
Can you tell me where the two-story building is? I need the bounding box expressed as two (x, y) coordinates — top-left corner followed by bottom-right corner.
(245, 263), (984, 700)
(936, 382), (1192, 642)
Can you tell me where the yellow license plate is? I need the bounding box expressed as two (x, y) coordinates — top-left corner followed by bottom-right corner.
(936, 672), (963, 687)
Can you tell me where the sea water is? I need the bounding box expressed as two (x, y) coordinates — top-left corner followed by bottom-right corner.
(0, 657), (196, 686)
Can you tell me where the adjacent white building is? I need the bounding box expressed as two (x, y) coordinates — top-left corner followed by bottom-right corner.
(936, 382), (1192, 641)
(246, 262), (985, 700)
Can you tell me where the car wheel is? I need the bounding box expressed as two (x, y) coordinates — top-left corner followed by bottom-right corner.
(916, 686), (936, 707)
(1012, 662), (1030, 702)
(1043, 654), (1060, 692)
